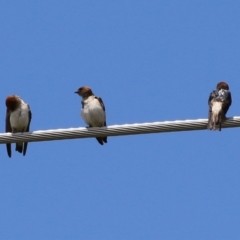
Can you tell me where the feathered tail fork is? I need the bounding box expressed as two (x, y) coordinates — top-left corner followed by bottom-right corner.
(15, 142), (28, 156)
(15, 142), (23, 153)
(96, 137), (107, 145)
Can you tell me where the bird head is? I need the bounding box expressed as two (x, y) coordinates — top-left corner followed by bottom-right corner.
(74, 86), (93, 98)
(5, 95), (21, 111)
(216, 82), (229, 90)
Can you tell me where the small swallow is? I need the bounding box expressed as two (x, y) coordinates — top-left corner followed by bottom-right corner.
(75, 86), (107, 145)
(208, 82), (232, 131)
(5, 95), (32, 157)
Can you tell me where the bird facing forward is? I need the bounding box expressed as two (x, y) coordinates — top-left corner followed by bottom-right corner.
(75, 86), (107, 145)
(5, 95), (32, 157)
(208, 82), (232, 131)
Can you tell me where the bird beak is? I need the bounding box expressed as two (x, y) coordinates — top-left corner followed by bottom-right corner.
(74, 91), (78, 94)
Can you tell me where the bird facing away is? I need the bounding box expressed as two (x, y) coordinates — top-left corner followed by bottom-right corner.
(208, 82), (232, 131)
(75, 86), (107, 145)
(5, 95), (32, 157)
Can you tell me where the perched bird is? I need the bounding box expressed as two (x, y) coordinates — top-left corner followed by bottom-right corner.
(208, 82), (232, 131)
(75, 86), (107, 145)
(5, 95), (32, 157)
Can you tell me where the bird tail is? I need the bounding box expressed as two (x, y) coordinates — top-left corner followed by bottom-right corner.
(15, 142), (23, 153)
(96, 137), (107, 145)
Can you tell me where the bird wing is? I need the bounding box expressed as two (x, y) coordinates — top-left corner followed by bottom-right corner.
(96, 97), (105, 111)
(23, 106), (32, 156)
(5, 109), (12, 158)
(95, 97), (106, 126)
(221, 91), (232, 116)
(26, 106), (32, 132)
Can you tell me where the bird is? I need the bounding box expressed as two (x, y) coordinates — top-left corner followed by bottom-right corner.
(207, 82), (232, 131)
(5, 95), (32, 157)
(75, 86), (107, 145)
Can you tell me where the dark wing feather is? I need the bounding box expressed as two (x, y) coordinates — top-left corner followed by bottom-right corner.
(222, 91), (232, 116)
(95, 97), (107, 144)
(5, 109), (12, 158)
(95, 97), (106, 126)
(96, 97), (105, 111)
(23, 107), (32, 156)
(81, 100), (84, 109)
(26, 107), (32, 132)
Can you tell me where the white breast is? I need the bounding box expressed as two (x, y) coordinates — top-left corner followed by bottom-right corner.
(81, 97), (105, 127)
(10, 105), (30, 132)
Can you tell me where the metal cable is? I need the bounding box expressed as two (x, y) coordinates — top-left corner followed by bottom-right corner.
(0, 116), (240, 144)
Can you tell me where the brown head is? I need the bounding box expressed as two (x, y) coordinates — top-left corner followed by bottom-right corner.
(74, 86), (93, 98)
(5, 95), (21, 111)
(216, 82), (229, 90)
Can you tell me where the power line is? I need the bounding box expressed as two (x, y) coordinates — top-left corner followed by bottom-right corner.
(0, 116), (240, 144)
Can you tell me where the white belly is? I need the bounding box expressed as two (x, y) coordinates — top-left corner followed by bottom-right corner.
(212, 101), (222, 114)
(81, 104), (105, 127)
(10, 108), (29, 132)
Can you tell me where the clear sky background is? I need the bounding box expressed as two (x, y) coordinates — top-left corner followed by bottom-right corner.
(0, 1), (240, 239)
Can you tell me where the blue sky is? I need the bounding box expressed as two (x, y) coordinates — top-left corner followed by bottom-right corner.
(0, 1), (240, 239)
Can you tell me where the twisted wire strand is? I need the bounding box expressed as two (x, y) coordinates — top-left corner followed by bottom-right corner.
(0, 116), (240, 144)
